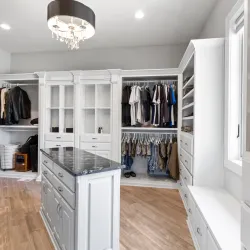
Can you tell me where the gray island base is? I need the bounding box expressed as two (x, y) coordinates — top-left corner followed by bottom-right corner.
(40, 147), (124, 250)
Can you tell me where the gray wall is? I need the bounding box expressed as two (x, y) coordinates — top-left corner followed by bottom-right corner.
(0, 48), (10, 73)
(10, 44), (187, 73)
(200, 0), (239, 38)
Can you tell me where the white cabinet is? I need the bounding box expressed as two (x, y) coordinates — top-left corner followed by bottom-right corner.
(60, 193), (75, 250)
(207, 230), (219, 250)
(195, 208), (207, 250)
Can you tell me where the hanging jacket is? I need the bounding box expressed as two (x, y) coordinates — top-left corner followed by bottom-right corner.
(122, 86), (131, 126)
(5, 87), (31, 125)
(168, 142), (179, 180)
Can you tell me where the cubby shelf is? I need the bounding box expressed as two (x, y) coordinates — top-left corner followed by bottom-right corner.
(182, 102), (194, 110)
(183, 75), (194, 90)
(183, 89), (194, 100)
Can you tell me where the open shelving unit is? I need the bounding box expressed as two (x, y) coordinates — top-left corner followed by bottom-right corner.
(182, 53), (195, 134)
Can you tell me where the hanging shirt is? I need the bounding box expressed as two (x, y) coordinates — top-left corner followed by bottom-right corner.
(135, 86), (142, 124)
(1, 88), (7, 119)
(129, 86), (136, 126)
(122, 86), (132, 126)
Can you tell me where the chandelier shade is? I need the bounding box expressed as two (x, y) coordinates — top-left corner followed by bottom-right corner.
(47, 0), (95, 50)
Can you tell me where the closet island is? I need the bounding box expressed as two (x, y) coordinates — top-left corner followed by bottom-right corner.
(40, 147), (123, 250)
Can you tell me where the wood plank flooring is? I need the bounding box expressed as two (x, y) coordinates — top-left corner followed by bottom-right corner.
(0, 178), (194, 250)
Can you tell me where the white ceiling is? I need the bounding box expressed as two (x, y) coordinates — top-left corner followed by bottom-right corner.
(0, 0), (218, 53)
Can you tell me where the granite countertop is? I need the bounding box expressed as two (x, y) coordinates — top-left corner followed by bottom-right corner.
(41, 147), (124, 176)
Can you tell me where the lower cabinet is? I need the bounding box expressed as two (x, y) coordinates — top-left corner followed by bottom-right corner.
(44, 141), (74, 148)
(42, 174), (75, 250)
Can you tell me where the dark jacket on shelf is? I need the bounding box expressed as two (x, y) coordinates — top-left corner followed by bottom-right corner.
(5, 87), (31, 125)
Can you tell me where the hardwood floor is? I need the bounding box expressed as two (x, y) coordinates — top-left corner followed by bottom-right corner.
(0, 178), (194, 250)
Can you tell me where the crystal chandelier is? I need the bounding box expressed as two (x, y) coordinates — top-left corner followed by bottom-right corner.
(47, 0), (95, 50)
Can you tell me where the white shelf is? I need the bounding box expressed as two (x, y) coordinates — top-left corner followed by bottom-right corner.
(183, 75), (194, 90)
(82, 107), (95, 110)
(122, 127), (178, 132)
(183, 89), (194, 100)
(97, 107), (111, 109)
(47, 107), (60, 110)
(63, 107), (74, 110)
(182, 116), (194, 120)
(0, 125), (38, 131)
(182, 102), (194, 110)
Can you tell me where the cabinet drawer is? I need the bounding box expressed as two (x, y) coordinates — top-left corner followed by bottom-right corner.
(180, 133), (193, 155)
(41, 154), (53, 172)
(80, 142), (111, 151)
(187, 195), (196, 229)
(195, 208), (207, 249)
(180, 148), (193, 174)
(180, 162), (193, 186)
(45, 134), (74, 142)
(45, 141), (74, 148)
(42, 165), (54, 184)
(53, 163), (75, 193)
(242, 203), (250, 250)
(179, 177), (189, 209)
(52, 175), (75, 209)
(80, 134), (111, 143)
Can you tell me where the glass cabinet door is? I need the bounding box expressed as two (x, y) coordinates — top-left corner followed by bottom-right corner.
(46, 84), (74, 134)
(80, 83), (111, 134)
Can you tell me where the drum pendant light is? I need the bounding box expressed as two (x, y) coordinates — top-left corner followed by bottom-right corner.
(47, 0), (95, 50)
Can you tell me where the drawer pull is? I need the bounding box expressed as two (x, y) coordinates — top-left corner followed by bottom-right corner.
(43, 160), (48, 164)
(184, 194), (188, 199)
(56, 137), (61, 139)
(180, 154), (183, 157)
(92, 146), (97, 148)
(56, 145), (61, 147)
(197, 227), (202, 236)
(188, 208), (192, 214)
(180, 140), (183, 142)
(185, 143), (188, 146)
(92, 138), (98, 140)
(184, 177), (187, 180)
(185, 160), (188, 163)
(58, 172), (64, 178)
(43, 171), (48, 175)
(180, 182), (183, 186)
(58, 186), (63, 193)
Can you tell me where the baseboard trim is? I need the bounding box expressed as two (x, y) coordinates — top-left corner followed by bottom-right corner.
(187, 218), (200, 250)
(40, 209), (61, 250)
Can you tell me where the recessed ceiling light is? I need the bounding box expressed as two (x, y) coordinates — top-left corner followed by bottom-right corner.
(135, 10), (144, 19)
(0, 23), (11, 30)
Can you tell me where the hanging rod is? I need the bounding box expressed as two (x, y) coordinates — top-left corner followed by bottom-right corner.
(122, 131), (177, 135)
(1, 83), (38, 87)
(123, 80), (178, 84)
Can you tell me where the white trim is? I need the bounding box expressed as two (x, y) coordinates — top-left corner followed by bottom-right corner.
(224, 160), (243, 176)
(225, 0), (245, 175)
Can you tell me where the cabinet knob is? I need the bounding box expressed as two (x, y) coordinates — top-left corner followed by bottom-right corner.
(184, 177), (187, 180)
(185, 143), (188, 146)
(58, 172), (64, 178)
(184, 194), (188, 199)
(188, 208), (192, 214)
(92, 138), (98, 140)
(43, 171), (48, 175)
(56, 137), (61, 139)
(58, 186), (63, 193)
(180, 154), (183, 157)
(185, 160), (188, 163)
(56, 145), (61, 147)
(197, 227), (202, 236)
(44, 160), (48, 164)
(92, 146), (97, 148)
(180, 182), (183, 186)
(180, 140), (183, 142)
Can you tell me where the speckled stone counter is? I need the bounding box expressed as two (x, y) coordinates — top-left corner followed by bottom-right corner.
(41, 147), (124, 176)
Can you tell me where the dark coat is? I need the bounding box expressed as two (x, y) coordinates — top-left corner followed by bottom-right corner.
(5, 87), (31, 125)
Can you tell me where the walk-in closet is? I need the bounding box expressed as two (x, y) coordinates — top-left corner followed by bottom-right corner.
(0, 0), (250, 250)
